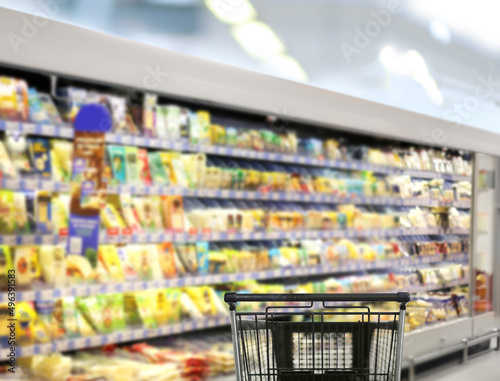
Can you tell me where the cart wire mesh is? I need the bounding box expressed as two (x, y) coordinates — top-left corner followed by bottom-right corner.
(236, 307), (400, 381)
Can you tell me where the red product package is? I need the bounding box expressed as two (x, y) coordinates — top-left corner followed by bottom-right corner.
(138, 148), (153, 186)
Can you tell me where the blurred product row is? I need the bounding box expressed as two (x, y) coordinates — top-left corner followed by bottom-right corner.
(0, 188), (471, 236)
(0, 235), (469, 289)
(1, 267), (468, 350)
(0, 75), (471, 175)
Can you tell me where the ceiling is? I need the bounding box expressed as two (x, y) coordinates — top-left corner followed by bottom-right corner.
(2, 0), (500, 133)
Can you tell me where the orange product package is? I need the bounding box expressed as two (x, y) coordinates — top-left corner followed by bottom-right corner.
(161, 195), (185, 231)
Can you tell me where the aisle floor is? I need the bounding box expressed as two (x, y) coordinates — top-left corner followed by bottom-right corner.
(416, 349), (500, 381)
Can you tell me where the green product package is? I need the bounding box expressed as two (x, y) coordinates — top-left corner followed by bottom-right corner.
(102, 293), (127, 332)
(108, 145), (126, 184)
(166, 289), (182, 323)
(76, 296), (106, 333)
(123, 292), (142, 327)
(62, 297), (81, 339)
(135, 291), (158, 329)
(124, 146), (141, 185)
(225, 127), (237, 147)
(147, 151), (170, 185)
(166, 105), (181, 140)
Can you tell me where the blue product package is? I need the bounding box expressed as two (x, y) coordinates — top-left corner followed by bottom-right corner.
(196, 241), (210, 274)
(108, 145), (126, 184)
(28, 137), (52, 178)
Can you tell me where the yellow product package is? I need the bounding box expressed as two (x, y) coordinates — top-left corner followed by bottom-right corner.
(184, 286), (217, 316)
(101, 202), (127, 229)
(98, 245), (125, 282)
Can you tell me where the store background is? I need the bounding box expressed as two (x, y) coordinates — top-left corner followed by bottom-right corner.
(0, 1), (498, 380)
(4, 0), (500, 134)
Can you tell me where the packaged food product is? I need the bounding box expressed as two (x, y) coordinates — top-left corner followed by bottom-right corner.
(157, 243), (177, 278)
(0, 140), (17, 178)
(28, 88), (51, 124)
(148, 151), (170, 185)
(127, 244), (161, 281)
(143, 94), (157, 137)
(14, 245), (41, 286)
(35, 191), (52, 233)
(62, 297), (80, 338)
(120, 194), (143, 232)
(196, 242), (209, 274)
(107, 293), (127, 331)
(38, 93), (63, 125)
(108, 145), (126, 184)
(66, 254), (94, 283)
(180, 292), (204, 320)
(50, 140), (73, 182)
(138, 148), (153, 186)
(101, 202), (127, 229)
(0, 190), (15, 234)
(39, 245), (66, 287)
(116, 246), (138, 282)
(5, 132), (32, 174)
(0, 77), (29, 121)
(184, 286), (217, 316)
(76, 296), (106, 333)
(13, 192), (29, 233)
(28, 137), (52, 177)
(133, 196), (164, 231)
(125, 146), (141, 185)
(17, 301), (50, 345)
(165, 105), (183, 140)
(98, 245), (125, 282)
(135, 291), (158, 329)
(161, 195), (185, 231)
(187, 111), (201, 144)
(176, 243), (198, 273)
(0, 245), (13, 290)
(51, 193), (70, 234)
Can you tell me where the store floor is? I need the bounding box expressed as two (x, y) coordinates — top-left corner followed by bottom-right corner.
(415, 349), (500, 381)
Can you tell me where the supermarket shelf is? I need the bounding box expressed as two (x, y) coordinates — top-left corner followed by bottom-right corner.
(405, 316), (471, 338)
(0, 227), (470, 246)
(0, 316), (231, 360)
(0, 177), (472, 208)
(0, 279), (469, 360)
(0, 252), (468, 303)
(406, 278), (468, 293)
(0, 120), (471, 182)
(242, 280), (469, 314)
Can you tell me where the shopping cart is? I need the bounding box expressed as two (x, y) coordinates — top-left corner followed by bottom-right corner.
(224, 292), (410, 381)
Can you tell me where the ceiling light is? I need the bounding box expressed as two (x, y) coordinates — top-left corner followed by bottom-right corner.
(429, 20), (451, 45)
(379, 46), (444, 105)
(409, 1), (500, 50)
(231, 21), (285, 60)
(205, 0), (256, 24)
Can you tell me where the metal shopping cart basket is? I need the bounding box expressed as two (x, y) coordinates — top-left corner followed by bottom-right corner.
(224, 292), (410, 381)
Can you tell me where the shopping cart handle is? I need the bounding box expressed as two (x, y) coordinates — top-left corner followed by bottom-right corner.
(224, 292), (411, 304)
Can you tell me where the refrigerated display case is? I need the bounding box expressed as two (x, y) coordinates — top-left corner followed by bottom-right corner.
(0, 7), (499, 381)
